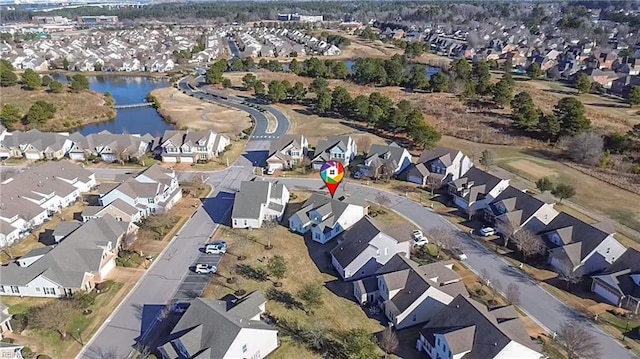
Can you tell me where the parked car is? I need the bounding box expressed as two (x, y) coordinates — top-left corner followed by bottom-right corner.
(478, 227), (496, 237)
(412, 230), (428, 246)
(205, 241), (228, 255)
(449, 248), (467, 261)
(194, 263), (217, 274)
(266, 167), (276, 175)
(353, 171), (363, 179)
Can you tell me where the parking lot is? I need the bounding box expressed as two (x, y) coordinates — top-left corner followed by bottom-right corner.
(172, 251), (224, 302)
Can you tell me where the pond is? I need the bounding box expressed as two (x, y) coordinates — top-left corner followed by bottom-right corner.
(51, 74), (172, 136)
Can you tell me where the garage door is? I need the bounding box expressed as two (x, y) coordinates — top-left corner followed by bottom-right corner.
(181, 157), (194, 163)
(593, 282), (620, 305)
(99, 258), (116, 279)
(268, 162), (284, 170)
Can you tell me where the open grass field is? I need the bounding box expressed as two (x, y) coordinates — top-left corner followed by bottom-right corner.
(0, 85), (115, 131)
(150, 87), (251, 137)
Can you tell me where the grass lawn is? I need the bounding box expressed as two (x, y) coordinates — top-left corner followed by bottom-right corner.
(187, 139), (248, 170)
(4, 281), (127, 358)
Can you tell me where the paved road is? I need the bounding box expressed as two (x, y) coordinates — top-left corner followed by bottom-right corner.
(177, 78), (288, 141)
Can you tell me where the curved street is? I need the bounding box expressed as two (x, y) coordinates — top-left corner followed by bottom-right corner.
(78, 83), (637, 359)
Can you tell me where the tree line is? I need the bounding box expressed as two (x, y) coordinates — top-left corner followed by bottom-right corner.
(239, 72), (440, 149)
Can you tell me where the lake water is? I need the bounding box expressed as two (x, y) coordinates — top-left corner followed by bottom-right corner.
(51, 75), (172, 136)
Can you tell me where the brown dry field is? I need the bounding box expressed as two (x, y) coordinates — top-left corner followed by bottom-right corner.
(0, 85), (114, 131)
(151, 87), (251, 137)
(513, 78), (639, 134)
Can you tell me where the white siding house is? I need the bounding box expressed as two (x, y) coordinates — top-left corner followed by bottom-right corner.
(231, 181), (290, 229)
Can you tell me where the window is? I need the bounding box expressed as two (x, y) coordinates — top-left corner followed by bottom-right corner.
(375, 249), (380, 257)
(148, 198), (155, 204)
(43, 287), (56, 295)
(0, 286), (4, 293)
(10, 286), (19, 294)
(242, 344), (247, 353)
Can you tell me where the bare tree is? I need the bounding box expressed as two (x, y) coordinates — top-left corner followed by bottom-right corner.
(426, 175), (441, 196)
(505, 283), (521, 305)
(298, 157), (311, 174)
(480, 268), (492, 291)
(557, 132), (604, 166)
(557, 321), (602, 359)
(375, 193), (391, 208)
(30, 300), (79, 339)
(379, 325), (399, 358)
(501, 220), (519, 248)
(557, 261), (583, 290)
(426, 226), (454, 257)
(490, 279), (503, 304)
(1, 242), (15, 261)
(379, 164), (393, 182)
(263, 218), (277, 250)
(356, 136), (372, 156)
(511, 229), (545, 262)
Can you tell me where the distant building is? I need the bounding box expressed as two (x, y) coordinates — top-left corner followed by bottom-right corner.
(77, 16), (119, 26)
(32, 16), (70, 25)
(277, 13), (324, 22)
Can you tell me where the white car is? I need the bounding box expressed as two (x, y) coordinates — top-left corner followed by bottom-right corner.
(412, 230), (428, 246)
(205, 241), (227, 255)
(194, 263), (217, 274)
(478, 227), (496, 237)
(266, 168), (276, 175)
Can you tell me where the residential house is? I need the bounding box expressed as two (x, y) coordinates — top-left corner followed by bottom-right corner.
(613, 57), (640, 75)
(311, 135), (357, 170)
(358, 142), (412, 179)
(265, 135), (309, 171)
(0, 215), (134, 297)
(289, 193), (368, 244)
(52, 221), (81, 242)
(353, 254), (468, 329)
(577, 68), (621, 89)
(0, 161), (96, 246)
(81, 198), (142, 223)
(591, 248), (640, 313)
(331, 217), (411, 280)
(416, 295), (543, 359)
(539, 212), (626, 275)
(611, 75), (640, 96)
(405, 147), (472, 187)
(157, 291), (279, 359)
(160, 130), (230, 163)
(448, 167), (510, 215)
(68, 131), (153, 163)
(0, 129), (74, 160)
(231, 180), (290, 229)
(484, 186), (558, 236)
(99, 164), (182, 217)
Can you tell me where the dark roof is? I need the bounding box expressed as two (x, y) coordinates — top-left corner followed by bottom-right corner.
(160, 291), (274, 359)
(367, 142), (408, 167)
(420, 296), (541, 359)
(451, 167), (505, 202)
(488, 186), (548, 226)
(330, 216), (386, 269)
(312, 135), (353, 162)
(593, 248), (640, 298)
(377, 255), (467, 315)
(417, 147), (460, 166)
(540, 212), (613, 265)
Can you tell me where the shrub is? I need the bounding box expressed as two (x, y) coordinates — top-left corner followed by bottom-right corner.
(73, 291), (97, 308)
(37, 355), (52, 359)
(0, 338), (14, 343)
(11, 313), (28, 332)
(95, 280), (115, 292)
(22, 346), (34, 359)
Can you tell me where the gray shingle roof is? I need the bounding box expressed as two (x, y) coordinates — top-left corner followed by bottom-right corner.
(488, 186), (548, 227)
(312, 135), (353, 162)
(416, 146), (460, 166)
(420, 295), (541, 358)
(160, 291), (275, 359)
(52, 221), (82, 238)
(331, 216), (389, 269)
(452, 167), (505, 202)
(293, 193), (360, 232)
(231, 181), (271, 220)
(540, 212), (613, 266)
(0, 215), (127, 288)
(592, 248), (640, 299)
(377, 255), (468, 315)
